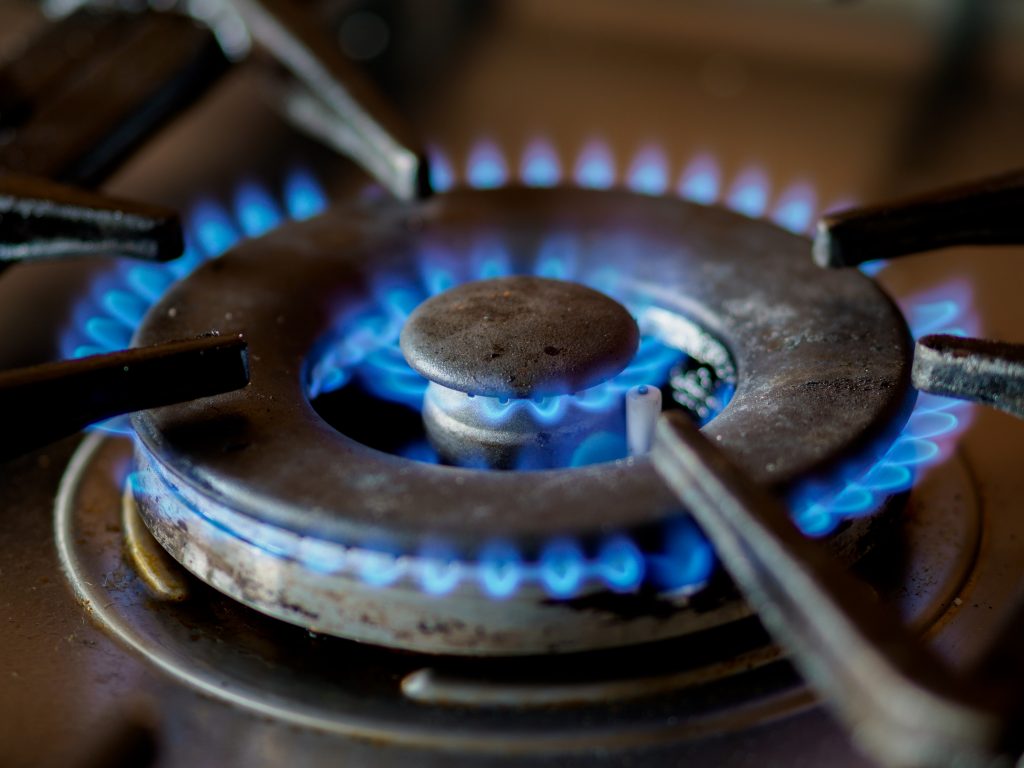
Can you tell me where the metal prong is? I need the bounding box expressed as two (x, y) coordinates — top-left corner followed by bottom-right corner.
(913, 334), (1024, 420)
(0, 334), (249, 460)
(0, 173), (183, 264)
(228, 0), (431, 200)
(814, 169), (1024, 268)
(650, 411), (1012, 768)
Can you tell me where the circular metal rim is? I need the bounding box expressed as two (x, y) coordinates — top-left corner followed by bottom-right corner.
(54, 434), (816, 748)
(55, 432), (986, 745)
(131, 187), (914, 553)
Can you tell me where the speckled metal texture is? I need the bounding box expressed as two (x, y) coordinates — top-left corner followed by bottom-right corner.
(131, 187), (914, 556)
(913, 334), (1024, 421)
(400, 275), (640, 397)
(51, 434), (986, 755)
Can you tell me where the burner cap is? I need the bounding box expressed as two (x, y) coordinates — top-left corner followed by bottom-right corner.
(400, 276), (639, 397)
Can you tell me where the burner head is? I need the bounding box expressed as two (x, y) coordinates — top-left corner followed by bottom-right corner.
(400, 275), (640, 398)
(401, 275), (640, 467)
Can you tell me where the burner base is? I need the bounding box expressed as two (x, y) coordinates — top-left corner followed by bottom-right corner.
(56, 433), (982, 754)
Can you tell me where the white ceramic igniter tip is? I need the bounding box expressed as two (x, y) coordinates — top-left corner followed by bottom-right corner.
(626, 384), (662, 456)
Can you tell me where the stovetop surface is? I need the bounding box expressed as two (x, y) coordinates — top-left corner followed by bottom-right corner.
(2, 2), (1024, 767)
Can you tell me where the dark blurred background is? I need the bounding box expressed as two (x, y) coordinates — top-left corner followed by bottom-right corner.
(0, 0), (1022, 362)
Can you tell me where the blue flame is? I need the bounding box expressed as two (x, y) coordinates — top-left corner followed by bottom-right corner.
(135, 439), (694, 599)
(627, 145), (669, 196)
(234, 181), (283, 237)
(859, 260), (887, 277)
(534, 233), (579, 279)
(419, 556), (463, 596)
(678, 153), (720, 205)
(284, 169), (328, 220)
(301, 138), (972, 596)
(357, 550), (405, 587)
(466, 140), (508, 189)
(59, 168), (328, 434)
(478, 541), (523, 599)
(520, 138), (562, 187)
(790, 282), (977, 536)
(647, 518), (715, 592)
(427, 147), (455, 193)
(77, 138), (975, 602)
(308, 265), (690, 453)
(191, 199), (240, 257)
(574, 139), (615, 189)
(727, 166), (770, 218)
(539, 538), (587, 598)
(772, 181), (816, 234)
(470, 237), (513, 279)
(595, 535), (646, 592)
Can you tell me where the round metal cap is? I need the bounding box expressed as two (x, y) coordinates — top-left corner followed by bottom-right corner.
(399, 275), (640, 397)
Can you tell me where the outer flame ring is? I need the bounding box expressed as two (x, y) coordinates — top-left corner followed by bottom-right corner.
(58, 142), (975, 649)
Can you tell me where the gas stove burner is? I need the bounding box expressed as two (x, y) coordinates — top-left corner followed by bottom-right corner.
(126, 185), (914, 654)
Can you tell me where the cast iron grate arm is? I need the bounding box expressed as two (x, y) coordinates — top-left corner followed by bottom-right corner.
(816, 169), (1024, 421)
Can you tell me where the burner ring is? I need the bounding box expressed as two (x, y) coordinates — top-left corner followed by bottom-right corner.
(129, 187), (914, 652)
(133, 188), (913, 552)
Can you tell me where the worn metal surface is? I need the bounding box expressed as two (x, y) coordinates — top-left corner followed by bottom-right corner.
(60, 434), (818, 749)
(401, 275), (639, 397)
(132, 188), (916, 556)
(127, 188), (913, 652)
(0, 334), (249, 460)
(0, 10), (229, 185)
(46, 431), (988, 763)
(121, 484), (189, 602)
(0, 172), (183, 264)
(913, 334), (1024, 421)
(131, 432), (756, 654)
(650, 411), (1019, 768)
(133, 430), (906, 654)
(397, 644), (786, 708)
(228, 0), (430, 200)
(814, 168), (1024, 267)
